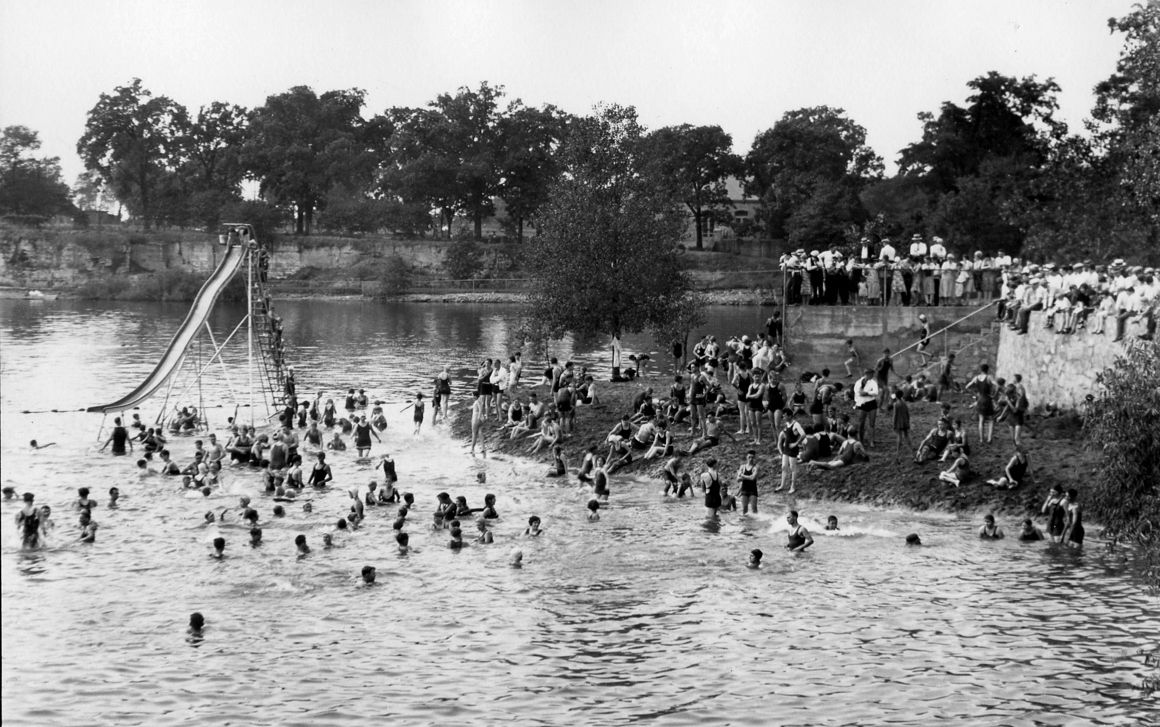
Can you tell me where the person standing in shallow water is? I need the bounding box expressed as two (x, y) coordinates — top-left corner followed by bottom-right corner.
(1063, 489), (1084, 548)
(101, 417), (133, 456)
(1042, 485), (1067, 543)
(785, 510), (813, 552)
(700, 458), (723, 517)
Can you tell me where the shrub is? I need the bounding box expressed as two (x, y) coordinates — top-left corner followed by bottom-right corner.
(444, 240), (484, 280)
(1083, 339), (1160, 554)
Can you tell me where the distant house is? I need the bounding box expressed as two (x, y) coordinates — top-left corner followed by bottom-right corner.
(681, 176), (762, 245)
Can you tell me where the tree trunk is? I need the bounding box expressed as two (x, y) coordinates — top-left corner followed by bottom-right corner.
(474, 207), (483, 240)
(693, 206), (703, 250)
(295, 207), (304, 235)
(305, 203), (314, 235)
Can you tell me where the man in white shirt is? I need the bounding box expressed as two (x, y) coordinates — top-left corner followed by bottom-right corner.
(909, 234), (927, 260)
(853, 368), (880, 446)
(879, 238), (897, 263)
(928, 236), (947, 260)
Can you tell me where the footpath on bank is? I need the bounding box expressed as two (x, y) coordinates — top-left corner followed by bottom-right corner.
(450, 366), (1094, 518)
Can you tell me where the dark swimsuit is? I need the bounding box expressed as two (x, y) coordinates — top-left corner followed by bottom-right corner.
(1047, 499), (1066, 537)
(738, 464), (758, 497)
(308, 464), (330, 487)
(704, 471), (721, 510)
(594, 470), (609, 497)
(382, 459), (397, 483)
(354, 423), (372, 448)
(787, 524), (807, 549)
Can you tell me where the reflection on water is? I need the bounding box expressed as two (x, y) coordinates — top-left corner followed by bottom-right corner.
(1, 299), (1157, 726)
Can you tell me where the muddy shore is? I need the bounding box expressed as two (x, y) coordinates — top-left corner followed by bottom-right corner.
(450, 366), (1095, 518)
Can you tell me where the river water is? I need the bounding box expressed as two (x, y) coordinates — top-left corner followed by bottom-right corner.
(1, 299), (1156, 726)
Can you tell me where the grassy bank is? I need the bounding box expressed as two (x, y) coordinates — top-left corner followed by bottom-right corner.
(450, 368), (1094, 518)
(74, 269), (247, 302)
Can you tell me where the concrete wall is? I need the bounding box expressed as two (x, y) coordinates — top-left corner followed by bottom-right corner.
(995, 310), (1143, 410)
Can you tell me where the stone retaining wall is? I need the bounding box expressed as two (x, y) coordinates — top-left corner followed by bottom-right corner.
(994, 310), (1145, 409)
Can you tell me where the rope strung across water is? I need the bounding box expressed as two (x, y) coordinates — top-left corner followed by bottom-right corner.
(20, 403), (262, 415)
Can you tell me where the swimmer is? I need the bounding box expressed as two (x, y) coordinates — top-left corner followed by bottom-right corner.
(525, 515), (543, 536)
(449, 527), (464, 550)
(250, 527), (263, 547)
(396, 531), (411, 554)
(30, 439), (57, 450)
(411, 392), (425, 435)
(188, 612), (205, 635)
(906, 533), (922, 545)
(785, 510), (813, 552)
(1018, 518), (1045, 542)
(243, 508), (259, 526)
(295, 534), (310, 555)
(273, 505), (285, 518)
(2, 486), (15, 500)
(353, 415), (381, 457)
(824, 515), (839, 531)
(308, 452), (333, 488)
(747, 548), (763, 569)
(75, 487), (96, 512)
(474, 519), (494, 544)
(480, 494), (498, 519)
(586, 499), (601, 522)
(736, 450), (760, 514)
(510, 549), (524, 568)
(592, 457), (610, 501)
(303, 502), (313, 513)
(978, 514), (1004, 540)
(16, 492), (41, 549)
(212, 537), (226, 559)
(108, 487), (120, 507)
(327, 431), (347, 451)
(322, 533), (335, 548)
(546, 444), (567, 478)
(100, 417), (133, 456)
(79, 510), (98, 543)
(361, 565), (377, 585)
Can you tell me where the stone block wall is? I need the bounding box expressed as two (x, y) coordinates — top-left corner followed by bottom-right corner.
(994, 310), (1145, 410)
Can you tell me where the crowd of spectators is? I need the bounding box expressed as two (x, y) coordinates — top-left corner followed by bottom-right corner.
(778, 233), (1157, 328)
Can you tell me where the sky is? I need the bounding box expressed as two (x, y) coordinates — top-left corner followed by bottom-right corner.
(0, 0), (1136, 185)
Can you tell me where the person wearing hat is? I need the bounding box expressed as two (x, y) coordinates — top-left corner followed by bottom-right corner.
(909, 233), (928, 261)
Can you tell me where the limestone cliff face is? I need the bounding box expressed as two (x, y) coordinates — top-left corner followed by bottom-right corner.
(995, 311), (1142, 410)
(0, 228), (465, 290)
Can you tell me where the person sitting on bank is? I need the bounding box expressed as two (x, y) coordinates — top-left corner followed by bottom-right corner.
(937, 444), (972, 487)
(914, 418), (952, 463)
(985, 446), (1030, 490)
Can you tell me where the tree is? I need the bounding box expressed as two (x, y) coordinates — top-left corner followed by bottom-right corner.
(1082, 340), (1160, 551)
(644, 124), (743, 250)
(745, 107), (881, 247)
(77, 79), (189, 230)
(524, 105), (690, 364)
(896, 72), (1065, 251)
(243, 86), (376, 234)
(0, 125), (74, 223)
(1093, 2), (1160, 225)
(498, 105), (569, 240)
(180, 101), (250, 229)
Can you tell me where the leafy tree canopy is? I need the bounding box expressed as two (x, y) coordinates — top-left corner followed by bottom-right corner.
(643, 124), (743, 249)
(0, 125), (74, 222)
(243, 86), (377, 234)
(746, 106), (881, 247)
(77, 79), (189, 229)
(524, 104), (690, 345)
